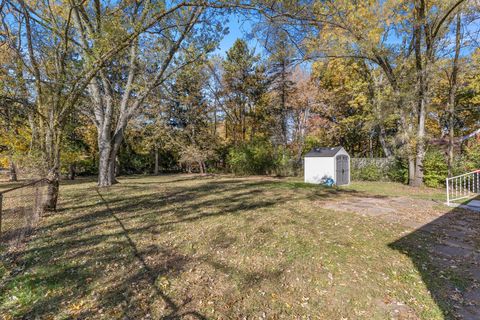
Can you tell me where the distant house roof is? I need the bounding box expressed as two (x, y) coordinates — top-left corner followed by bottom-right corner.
(304, 147), (343, 157)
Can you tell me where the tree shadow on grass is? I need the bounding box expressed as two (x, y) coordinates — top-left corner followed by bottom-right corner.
(389, 205), (480, 319)
(0, 176), (376, 318)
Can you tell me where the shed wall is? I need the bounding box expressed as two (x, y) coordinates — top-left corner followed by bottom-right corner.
(304, 157), (335, 184)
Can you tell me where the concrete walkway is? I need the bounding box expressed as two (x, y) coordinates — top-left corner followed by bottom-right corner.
(461, 199), (480, 212)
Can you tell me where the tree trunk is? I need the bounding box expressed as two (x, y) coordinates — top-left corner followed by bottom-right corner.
(154, 145), (159, 175)
(378, 125), (392, 158)
(98, 144), (113, 187)
(97, 136), (121, 187)
(413, 96), (427, 187)
(412, 0), (426, 187)
(448, 14), (462, 176)
(369, 137), (373, 158)
(408, 157), (416, 186)
(115, 156), (120, 177)
(43, 168), (59, 212)
(8, 157), (18, 182)
(68, 163), (76, 180)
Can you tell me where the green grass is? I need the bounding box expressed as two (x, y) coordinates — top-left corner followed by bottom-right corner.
(0, 175), (464, 319)
(345, 180), (446, 202)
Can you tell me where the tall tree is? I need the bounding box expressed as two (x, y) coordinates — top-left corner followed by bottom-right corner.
(222, 39), (268, 145)
(163, 58), (216, 173)
(255, 0), (468, 185)
(2, 0), (90, 209)
(1, 0), (214, 207)
(71, 2), (223, 186)
(409, 0), (466, 185)
(447, 14), (463, 176)
(289, 67), (317, 170)
(264, 28), (296, 147)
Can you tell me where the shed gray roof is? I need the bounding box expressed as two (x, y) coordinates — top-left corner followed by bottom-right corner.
(304, 147), (343, 157)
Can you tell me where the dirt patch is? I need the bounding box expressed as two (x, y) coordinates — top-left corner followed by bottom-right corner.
(319, 196), (444, 228)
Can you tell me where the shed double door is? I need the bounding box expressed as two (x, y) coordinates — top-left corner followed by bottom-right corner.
(335, 155), (349, 186)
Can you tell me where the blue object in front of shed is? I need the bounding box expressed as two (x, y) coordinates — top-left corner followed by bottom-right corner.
(322, 177), (335, 187)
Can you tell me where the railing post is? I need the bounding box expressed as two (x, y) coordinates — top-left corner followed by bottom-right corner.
(446, 178), (450, 206)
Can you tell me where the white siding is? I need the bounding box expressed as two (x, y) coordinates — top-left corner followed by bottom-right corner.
(304, 157), (335, 184)
(304, 147), (350, 185)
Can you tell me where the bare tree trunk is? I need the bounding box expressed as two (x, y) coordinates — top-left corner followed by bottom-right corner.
(97, 134), (122, 187)
(98, 137), (114, 187)
(378, 125), (392, 158)
(115, 156), (120, 177)
(413, 97), (427, 187)
(412, 0), (427, 187)
(28, 113), (38, 153)
(68, 163), (76, 180)
(44, 170), (60, 211)
(8, 156), (18, 182)
(154, 145), (159, 175)
(369, 136), (373, 158)
(43, 137), (61, 211)
(408, 157), (416, 186)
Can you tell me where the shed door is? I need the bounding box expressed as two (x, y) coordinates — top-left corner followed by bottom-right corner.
(336, 155), (349, 185)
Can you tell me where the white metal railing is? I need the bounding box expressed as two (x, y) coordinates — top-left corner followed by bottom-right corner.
(446, 170), (480, 206)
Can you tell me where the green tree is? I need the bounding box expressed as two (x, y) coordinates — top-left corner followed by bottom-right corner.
(222, 39), (269, 145)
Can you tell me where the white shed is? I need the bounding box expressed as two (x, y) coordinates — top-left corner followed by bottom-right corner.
(304, 147), (350, 185)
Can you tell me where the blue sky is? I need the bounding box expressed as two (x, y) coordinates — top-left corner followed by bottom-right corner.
(215, 15), (257, 56)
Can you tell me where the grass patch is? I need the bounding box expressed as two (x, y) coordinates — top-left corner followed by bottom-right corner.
(0, 175), (464, 319)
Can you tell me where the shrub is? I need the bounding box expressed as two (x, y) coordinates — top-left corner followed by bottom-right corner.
(351, 163), (383, 181)
(351, 157), (408, 183)
(435, 141), (480, 177)
(423, 148), (448, 188)
(228, 140), (276, 175)
(387, 157), (408, 183)
(463, 142), (480, 171)
(272, 149), (300, 177)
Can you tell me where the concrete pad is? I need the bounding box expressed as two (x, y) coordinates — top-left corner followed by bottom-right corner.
(467, 200), (480, 208)
(461, 202), (480, 212)
(432, 244), (473, 258)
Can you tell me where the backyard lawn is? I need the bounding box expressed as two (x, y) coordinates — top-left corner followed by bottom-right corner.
(0, 175), (478, 319)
